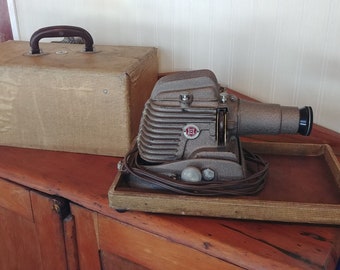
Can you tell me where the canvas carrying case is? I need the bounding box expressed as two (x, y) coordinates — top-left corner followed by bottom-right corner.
(0, 26), (158, 156)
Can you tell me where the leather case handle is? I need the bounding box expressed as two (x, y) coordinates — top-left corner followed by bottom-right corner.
(30, 25), (94, 54)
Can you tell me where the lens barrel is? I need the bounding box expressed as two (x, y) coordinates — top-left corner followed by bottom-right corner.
(230, 99), (313, 137)
(298, 106), (313, 136)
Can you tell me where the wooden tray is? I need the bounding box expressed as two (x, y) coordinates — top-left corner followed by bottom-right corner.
(108, 142), (340, 225)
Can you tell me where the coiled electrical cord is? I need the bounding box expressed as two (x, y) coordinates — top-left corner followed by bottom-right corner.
(121, 144), (269, 196)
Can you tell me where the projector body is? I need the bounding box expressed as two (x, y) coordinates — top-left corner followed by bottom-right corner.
(123, 70), (313, 194)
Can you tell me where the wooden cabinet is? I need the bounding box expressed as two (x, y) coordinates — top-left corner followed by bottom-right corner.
(0, 179), (74, 270)
(0, 152), (339, 270)
(0, 120), (339, 269)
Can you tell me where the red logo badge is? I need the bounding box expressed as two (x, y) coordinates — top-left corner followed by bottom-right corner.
(183, 124), (200, 139)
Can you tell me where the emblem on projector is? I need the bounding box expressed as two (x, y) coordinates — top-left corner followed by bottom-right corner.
(183, 124), (200, 139)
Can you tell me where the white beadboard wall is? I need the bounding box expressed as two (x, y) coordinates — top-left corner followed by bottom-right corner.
(9, 0), (340, 132)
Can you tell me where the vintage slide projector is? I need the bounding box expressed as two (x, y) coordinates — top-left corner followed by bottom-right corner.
(120, 69), (313, 196)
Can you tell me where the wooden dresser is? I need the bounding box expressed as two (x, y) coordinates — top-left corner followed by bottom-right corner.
(0, 93), (339, 269)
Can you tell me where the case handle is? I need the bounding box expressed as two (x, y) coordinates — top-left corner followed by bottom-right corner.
(29, 25), (94, 54)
